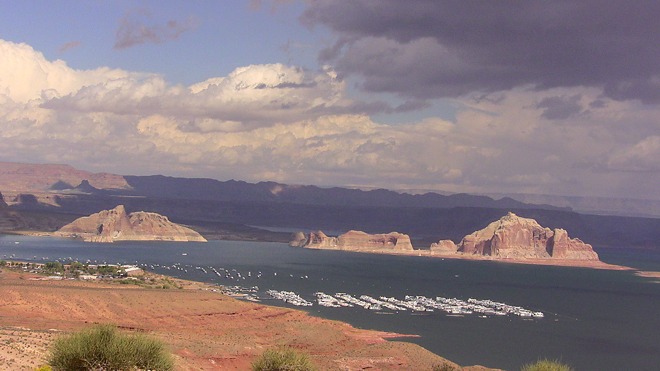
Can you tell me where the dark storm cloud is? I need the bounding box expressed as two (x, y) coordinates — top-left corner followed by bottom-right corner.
(536, 95), (583, 120)
(301, 0), (660, 103)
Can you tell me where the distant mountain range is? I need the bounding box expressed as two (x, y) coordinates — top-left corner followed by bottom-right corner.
(120, 175), (570, 211)
(1, 161), (659, 249)
(485, 192), (660, 219)
(2, 161), (657, 217)
(0, 161), (565, 212)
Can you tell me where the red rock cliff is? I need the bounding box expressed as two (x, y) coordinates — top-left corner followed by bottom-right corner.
(432, 212), (598, 260)
(547, 228), (598, 260)
(291, 230), (413, 251)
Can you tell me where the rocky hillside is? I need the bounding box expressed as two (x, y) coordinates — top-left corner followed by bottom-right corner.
(0, 162), (129, 192)
(56, 205), (206, 243)
(431, 212), (598, 260)
(291, 230), (413, 251)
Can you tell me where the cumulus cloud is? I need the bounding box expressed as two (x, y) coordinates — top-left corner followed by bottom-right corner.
(114, 8), (197, 49)
(1, 38), (659, 199)
(0, 39), (133, 104)
(301, 0), (660, 103)
(42, 63), (360, 128)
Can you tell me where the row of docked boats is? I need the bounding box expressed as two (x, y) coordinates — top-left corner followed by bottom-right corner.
(266, 289), (313, 306)
(266, 290), (543, 318)
(135, 263), (543, 318)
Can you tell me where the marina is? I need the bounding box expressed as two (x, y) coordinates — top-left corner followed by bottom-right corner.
(0, 253), (550, 320)
(266, 290), (544, 318)
(1, 236), (658, 371)
(129, 260), (548, 319)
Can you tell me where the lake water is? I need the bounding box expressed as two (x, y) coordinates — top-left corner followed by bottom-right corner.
(1, 235), (659, 371)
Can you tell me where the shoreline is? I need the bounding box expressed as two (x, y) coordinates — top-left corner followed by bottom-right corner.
(4, 230), (641, 272)
(299, 245), (634, 271)
(1, 236), (655, 369)
(0, 267), (494, 370)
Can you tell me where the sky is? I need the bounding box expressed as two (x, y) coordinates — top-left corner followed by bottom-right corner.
(0, 0), (658, 200)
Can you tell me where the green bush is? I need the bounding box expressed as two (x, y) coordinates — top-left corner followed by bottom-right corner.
(521, 358), (573, 371)
(44, 261), (64, 274)
(252, 347), (316, 371)
(48, 324), (173, 370)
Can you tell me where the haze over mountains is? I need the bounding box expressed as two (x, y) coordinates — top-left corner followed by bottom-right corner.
(2, 161), (658, 217)
(0, 161), (659, 249)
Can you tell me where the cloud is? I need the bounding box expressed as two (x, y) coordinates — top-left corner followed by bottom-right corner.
(58, 41), (81, 53)
(608, 136), (660, 172)
(536, 95), (583, 120)
(1, 38), (659, 199)
(301, 0), (660, 103)
(114, 8), (198, 49)
(0, 39), (134, 103)
(42, 63), (364, 128)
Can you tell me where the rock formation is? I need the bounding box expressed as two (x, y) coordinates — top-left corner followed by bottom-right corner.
(547, 228), (599, 260)
(291, 230), (413, 251)
(431, 212), (598, 260)
(430, 239), (457, 254)
(70, 180), (101, 194)
(56, 205), (206, 243)
(0, 192), (7, 208)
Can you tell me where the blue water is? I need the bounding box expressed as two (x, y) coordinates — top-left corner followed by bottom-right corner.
(1, 235), (659, 371)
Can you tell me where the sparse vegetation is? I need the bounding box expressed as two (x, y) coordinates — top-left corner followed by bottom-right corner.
(251, 347), (316, 371)
(117, 275), (182, 289)
(43, 261), (64, 274)
(3, 260), (124, 278)
(432, 362), (457, 371)
(521, 358), (573, 371)
(48, 324), (173, 370)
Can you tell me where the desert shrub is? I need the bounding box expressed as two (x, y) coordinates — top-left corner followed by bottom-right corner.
(521, 358), (573, 371)
(48, 324), (173, 370)
(251, 347), (316, 371)
(432, 362), (457, 371)
(34, 366), (52, 371)
(44, 261), (64, 274)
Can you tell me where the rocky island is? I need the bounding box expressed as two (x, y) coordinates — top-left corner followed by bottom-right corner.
(291, 212), (626, 270)
(431, 212), (598, 260)
(55, 205), (207, 243)
(290, 230), (413, 252)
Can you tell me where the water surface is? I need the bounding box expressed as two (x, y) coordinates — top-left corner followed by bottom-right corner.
(1, 236), (658, 371)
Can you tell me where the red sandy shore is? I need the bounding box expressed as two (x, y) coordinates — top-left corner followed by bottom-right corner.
(0, 270), (499, 371)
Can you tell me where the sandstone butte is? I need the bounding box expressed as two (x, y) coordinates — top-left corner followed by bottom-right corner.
(290, 213), (623, 270)
(55, 205), (207, 243)
(290, 230), (414, 251)
(430, 212), (599, 260)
